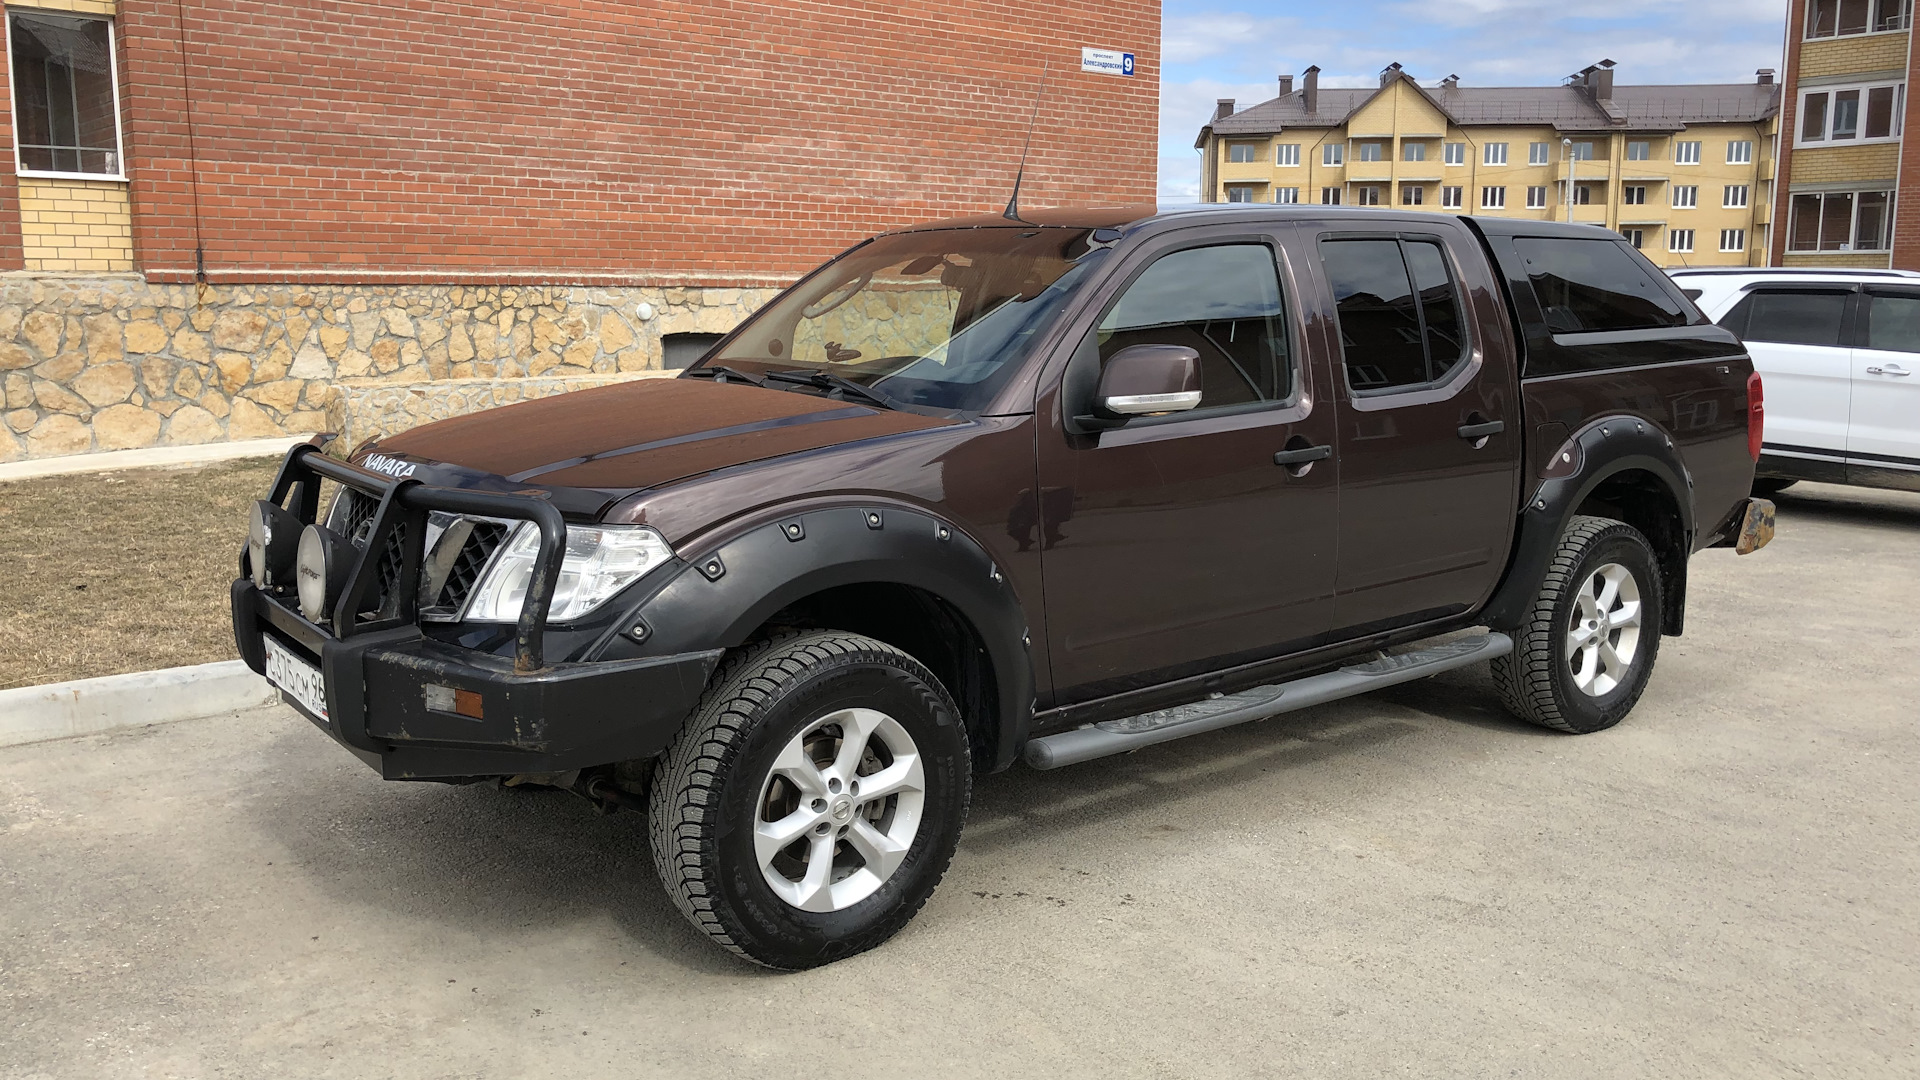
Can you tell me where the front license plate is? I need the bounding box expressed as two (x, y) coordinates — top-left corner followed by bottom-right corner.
(264, 636), (329, 723)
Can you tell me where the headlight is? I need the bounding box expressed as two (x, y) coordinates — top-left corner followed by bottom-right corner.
(465, 523), (675, 623)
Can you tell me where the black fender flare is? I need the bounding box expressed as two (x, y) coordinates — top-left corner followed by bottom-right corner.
(618, 501), (1034, 772)
(1482, 414), (1694, 632)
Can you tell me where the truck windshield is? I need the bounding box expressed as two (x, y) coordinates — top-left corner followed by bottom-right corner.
(698, 227), (1108, 412)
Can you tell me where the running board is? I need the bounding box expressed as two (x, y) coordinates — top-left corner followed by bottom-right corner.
(1024, 632), (1513, 770)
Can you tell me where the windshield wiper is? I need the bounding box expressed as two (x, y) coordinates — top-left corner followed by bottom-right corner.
(763, 369), (897, 410)
(682, 365), (766, 386)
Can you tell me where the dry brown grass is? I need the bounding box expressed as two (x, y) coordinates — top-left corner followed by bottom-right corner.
(0, 459), (280, 690)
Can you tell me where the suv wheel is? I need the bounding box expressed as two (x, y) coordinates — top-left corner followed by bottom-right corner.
(1491, 515), (1664, 734)
(648, 631), (970, 969)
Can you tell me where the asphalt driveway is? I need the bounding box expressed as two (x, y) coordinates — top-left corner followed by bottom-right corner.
(2, 481), (1915, 1079)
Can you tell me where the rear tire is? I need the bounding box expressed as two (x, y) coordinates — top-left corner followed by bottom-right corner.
(1752, 477), (1798, 497)
(648, 631), (970, 969)
(1491, 515), (1664, 734)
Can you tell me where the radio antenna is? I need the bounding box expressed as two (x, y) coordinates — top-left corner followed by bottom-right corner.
(1002, 58), (1050, 222)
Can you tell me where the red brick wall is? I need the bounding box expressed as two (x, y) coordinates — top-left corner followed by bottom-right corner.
(0, 34), (23, 271)
(1892, 23), (1920, 270)
(1768, 0), (1804, 267)
(116, 1), (1159, 283)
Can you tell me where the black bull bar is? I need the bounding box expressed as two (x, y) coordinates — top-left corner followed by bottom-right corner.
(247, 441), (565, 674)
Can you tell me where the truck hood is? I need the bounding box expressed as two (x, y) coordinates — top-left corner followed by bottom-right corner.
(365, 377), (959, 499)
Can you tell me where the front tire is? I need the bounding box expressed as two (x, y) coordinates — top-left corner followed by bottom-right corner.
(648, 631), (970, 969)
(1491, 515), (1664, 734)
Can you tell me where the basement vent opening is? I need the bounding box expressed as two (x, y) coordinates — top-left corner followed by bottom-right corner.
(662, 332), (725, 370)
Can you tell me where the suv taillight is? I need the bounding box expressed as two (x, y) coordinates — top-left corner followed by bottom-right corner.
(1746, 371), (1764, 462)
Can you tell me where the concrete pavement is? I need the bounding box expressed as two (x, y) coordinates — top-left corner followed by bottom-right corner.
(2, 481), (1915, 1079)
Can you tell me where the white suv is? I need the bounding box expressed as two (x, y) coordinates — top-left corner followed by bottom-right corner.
(1671, 268), (1920, 495)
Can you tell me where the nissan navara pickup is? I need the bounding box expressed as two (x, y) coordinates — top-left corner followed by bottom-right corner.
(233, 206), (1776, 969)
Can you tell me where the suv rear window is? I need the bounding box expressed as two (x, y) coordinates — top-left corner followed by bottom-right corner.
(1512, 237), (1688, 333)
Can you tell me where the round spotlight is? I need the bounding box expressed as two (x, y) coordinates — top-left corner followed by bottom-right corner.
(296, 524), (354, 623)
(248, 500), (303, 591)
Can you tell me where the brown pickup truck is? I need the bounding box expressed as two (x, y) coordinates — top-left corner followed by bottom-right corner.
(233, 205), (1774, 969)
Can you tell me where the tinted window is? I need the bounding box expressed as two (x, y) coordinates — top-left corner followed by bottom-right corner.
(1864, 291), (1920, 353)
(1735, 291), (1848, 347)
(1321, 237), (1469, 392)
(1097, 244), (1290, 409)
(1512, 237), (1688, 333)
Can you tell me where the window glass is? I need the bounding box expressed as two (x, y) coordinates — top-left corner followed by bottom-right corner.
(9, 13), (121, 175)
(1404, 143), (1426, 162)
(1321, 237), (1468, 392)
(1866, 292), (1920, 352)
(1803, 93), (1829, 140)
(1627, 141), (1650, 160)
(1739, 291), (1847, 347)
(1359, 142), (1384, 162)
(1512, 237), (1688, 333)
(1866, 86), (1896, 138)
(1820, 192), (1855, 245)
(1857, 191), (1892, 249)
(1228, 143), (1259, 163)
(1097, 245), (1291, 410)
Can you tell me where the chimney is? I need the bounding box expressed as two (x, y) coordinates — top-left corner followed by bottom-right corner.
(1757, 68), (1776, 84)
(1279, 74), (1293, 97)
(1440, 74), (1460, 89)
(1585, 58), (1616, 102)
(1379, 62), (1403, 88)
(1303, 65), (1320, 114)
(1214, 99), (1235, 121)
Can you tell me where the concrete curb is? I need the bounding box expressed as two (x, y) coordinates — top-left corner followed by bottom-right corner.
(0, 661), (277, 748)
(0, 435), (313, 484)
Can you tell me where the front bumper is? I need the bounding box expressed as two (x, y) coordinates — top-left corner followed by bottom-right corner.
(235, 579), (722, 779)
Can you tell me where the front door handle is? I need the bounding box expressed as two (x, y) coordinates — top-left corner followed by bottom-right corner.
(1457, 419), (1506, 439)
(1865, 364), (1911, 376)
(1273, 444), (1332, 466)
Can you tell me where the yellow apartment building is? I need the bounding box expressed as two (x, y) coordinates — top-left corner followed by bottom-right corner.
(1772, 0), (1914, 268)
(1195, 62), (1782, 269)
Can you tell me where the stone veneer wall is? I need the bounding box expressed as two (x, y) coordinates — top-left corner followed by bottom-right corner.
(0, 275), (779, 461)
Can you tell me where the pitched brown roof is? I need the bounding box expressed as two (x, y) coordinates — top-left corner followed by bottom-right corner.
(1199, 76), (1778, 146)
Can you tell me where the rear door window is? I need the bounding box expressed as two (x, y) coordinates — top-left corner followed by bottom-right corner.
(1320, 237), (1469, 393)
(1511, 237), (1688, 333)
(1725, 290), (1849, 347)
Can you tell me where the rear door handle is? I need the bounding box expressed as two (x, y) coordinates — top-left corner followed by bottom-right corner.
(1865, 364), (1911, 376)
(1273, 444), (1332, 466)
(1458, 419), (1506, 439)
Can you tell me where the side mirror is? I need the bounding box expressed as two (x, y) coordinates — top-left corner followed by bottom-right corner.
(1095, 344), (1202, 418)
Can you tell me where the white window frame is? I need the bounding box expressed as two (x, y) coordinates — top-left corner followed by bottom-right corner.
(1481, 185), (1506, 209)
(1358, 141), (1385, 163)
(1525, 185), (1547, 209)
(1320, 187), (1342, 205)
(1355, 185), (1381, 206)
(1403, 142), (1426, 163)
(1440, 185), (1463, 209)
(1275, 186), (1300, 204)
(1674, 141), (1702, 165)
(1276, 143), (1300, 167)
(1806, 0), (1912, 39)
(1673, 185), (1698, 209)
(1623, 185), (1647, 206)
(1622, 228), (1645, 249)
(1788, 189), (1895, 252)
(1225, 185), (1257, 204)
(1797, 80), (1906, 146)
(1727, 140), (1754, 164)
(1444, 142), (1465, 166)
(1626, 140), (1652, 161)
(1400, 183), (1423, 205)
(1484, 142), (1508, 166)
(6, 10), (128, 182)
(1723, 184), (1750, 209)
(1323, 143), (1345, 166)
(1573, 184), (1593, 206)
(1719, 228), (1747, 253)
(1528, 142), (1549, 166)
(1227, 142), (1261, 164)
(1669, 228), (1695, 253)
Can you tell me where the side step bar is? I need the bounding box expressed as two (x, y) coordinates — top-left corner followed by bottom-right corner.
(1024, 632), (1513, 770)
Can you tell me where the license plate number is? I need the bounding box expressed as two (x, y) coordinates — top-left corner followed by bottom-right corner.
(264, 636), (329, 723)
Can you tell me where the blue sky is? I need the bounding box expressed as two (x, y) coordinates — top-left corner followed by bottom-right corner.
(1157, 0), (1792, 199)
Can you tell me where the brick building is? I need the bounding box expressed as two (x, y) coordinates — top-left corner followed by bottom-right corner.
(0, 0), (1158, 460)
(1771, 0), (1914, 268)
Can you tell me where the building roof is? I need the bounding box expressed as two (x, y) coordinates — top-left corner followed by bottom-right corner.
(1200, 73), (1779, 145)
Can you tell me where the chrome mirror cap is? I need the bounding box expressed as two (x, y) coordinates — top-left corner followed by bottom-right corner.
(1102, 390), (1203, 415)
